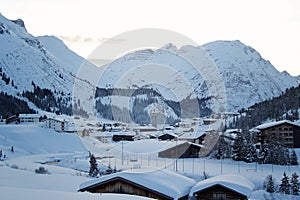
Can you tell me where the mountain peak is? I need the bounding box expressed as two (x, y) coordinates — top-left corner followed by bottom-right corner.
(11, 19), (27, 31)
(161, 43), (178, 52)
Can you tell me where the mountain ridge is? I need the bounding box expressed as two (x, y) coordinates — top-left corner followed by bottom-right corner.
(0, 13), (298, 122)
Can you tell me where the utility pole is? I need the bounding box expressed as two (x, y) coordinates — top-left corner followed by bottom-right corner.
(122, 139), (124, 166)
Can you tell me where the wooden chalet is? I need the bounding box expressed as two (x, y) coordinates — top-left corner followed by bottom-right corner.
(158, 133), (178, 141)
(158, 142), (202, 158)
(79, 168), (196, 200)
(189, 174), (254, 200)
(112, 133), (135, 142)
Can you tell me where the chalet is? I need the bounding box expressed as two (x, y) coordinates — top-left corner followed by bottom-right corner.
(42, 117), (68, 132)
(203, 118), (217, 125)
(132, 126), (158, 133)
(158, 133), (178, 141)
(223, 129), (241, 144)
(92, 131), (113, 143)
(6, 115), (19, 124)
(254, 120), (300, 148)
(178, 126), (209, 144)
(158, 142), (202, 158)
(189, 174), (254, 200)
(19, 114), (40, 123)
(79, 168), (196, 200)
(133, 134), (150, 141)
(112, 132), (135, 142)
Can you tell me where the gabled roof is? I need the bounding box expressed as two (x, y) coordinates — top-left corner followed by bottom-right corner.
(158, 132), (178, 138)
(79, 168), (196, 199)
(189, 174), (254, 198)
(256, 120), (300, 130)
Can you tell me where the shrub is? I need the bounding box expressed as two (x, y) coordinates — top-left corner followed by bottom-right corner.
(35, 166), (49, 174)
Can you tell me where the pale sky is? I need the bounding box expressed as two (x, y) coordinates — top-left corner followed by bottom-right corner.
(0, 0), (299, 75)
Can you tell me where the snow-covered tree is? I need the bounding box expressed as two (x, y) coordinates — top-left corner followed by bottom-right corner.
(232, 133), (244, 161)
(211, 136), (231, 159)
(89, 154), (99, 177)
(243, 134), (257, 163)
(290, 172), (300, 196)
(279, 172), (291, 194)
(264, 175), (276, 193)
(290, 150), (298, 165)
(262, 142), (289, 165)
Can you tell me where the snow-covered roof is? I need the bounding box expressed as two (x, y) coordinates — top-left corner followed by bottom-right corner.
(79, 168), (196, 199)
(179, 126), (208, 139)
(157, 132), (178, 138)
(225, 129), (241, 134)
(112, 131), (136, 136)
(189, 174), (254, 197)
(47, 117), (69, 123)
(19, 114), (40, 118)
(255, 120), (300, 130)
(121, 139), (187, 154)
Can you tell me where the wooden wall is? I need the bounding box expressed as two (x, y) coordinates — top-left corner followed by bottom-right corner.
(87, 178), (173, 200)
(192, 185), (247, 200)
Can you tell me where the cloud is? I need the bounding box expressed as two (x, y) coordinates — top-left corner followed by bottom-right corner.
(57, 35), (125, 45)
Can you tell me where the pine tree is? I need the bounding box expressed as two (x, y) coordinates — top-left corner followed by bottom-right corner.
(279, 172), (291, 194)
(264, 175), (275, 193)
(232, 134), (244, 161)
(89, 154), (99, 177)
(290, 172), (300, 196)
(290, 150), (298, 165)
(213, 136), (231, 159)
(243, 133), (257, 163)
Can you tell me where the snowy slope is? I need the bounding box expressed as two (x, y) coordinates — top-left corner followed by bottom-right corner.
(38, 35), (98, 76)
(0, 14), (100, 116)
(0, 125), (87, 156)
(0, 14), (72, 95)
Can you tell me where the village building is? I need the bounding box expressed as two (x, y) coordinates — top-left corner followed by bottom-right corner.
(203, 118), (217, 125)
(158, 132), (178, 141)
(223, 129), (241, 144)
(5, 115), (19, 124)
(19, 113), (40, 123)
(112, 131), (136, 142)
(178, 126), (210, 144)
(132, 126), (158, 134)
(92, 131), (113, 143)
(133, 134), (150, 141)
(158, 142), (202, 158)
(65, 125), (89, 137)
(79, 168), (196, 200)
(42, 117), (68, 132)
(254, 120), (300, 148)
(189, 174), (254, 200)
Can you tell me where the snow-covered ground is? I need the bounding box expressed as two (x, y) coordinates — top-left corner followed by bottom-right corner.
(0, 124), (299, 200)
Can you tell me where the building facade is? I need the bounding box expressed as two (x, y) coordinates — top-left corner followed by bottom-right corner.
(255, 120), (300, 148)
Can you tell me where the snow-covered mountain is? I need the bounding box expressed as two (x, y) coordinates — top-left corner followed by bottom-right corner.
(0, 13), (98, 116)
(0, 14), (71, 95)
(0, 12), (298, 121)
(95, 40), (298, 118)
(295, 75), (300, 84)
(202, 40), (299, 111)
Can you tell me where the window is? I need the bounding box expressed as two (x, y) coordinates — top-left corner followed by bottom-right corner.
(213, 193), (226, 200)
